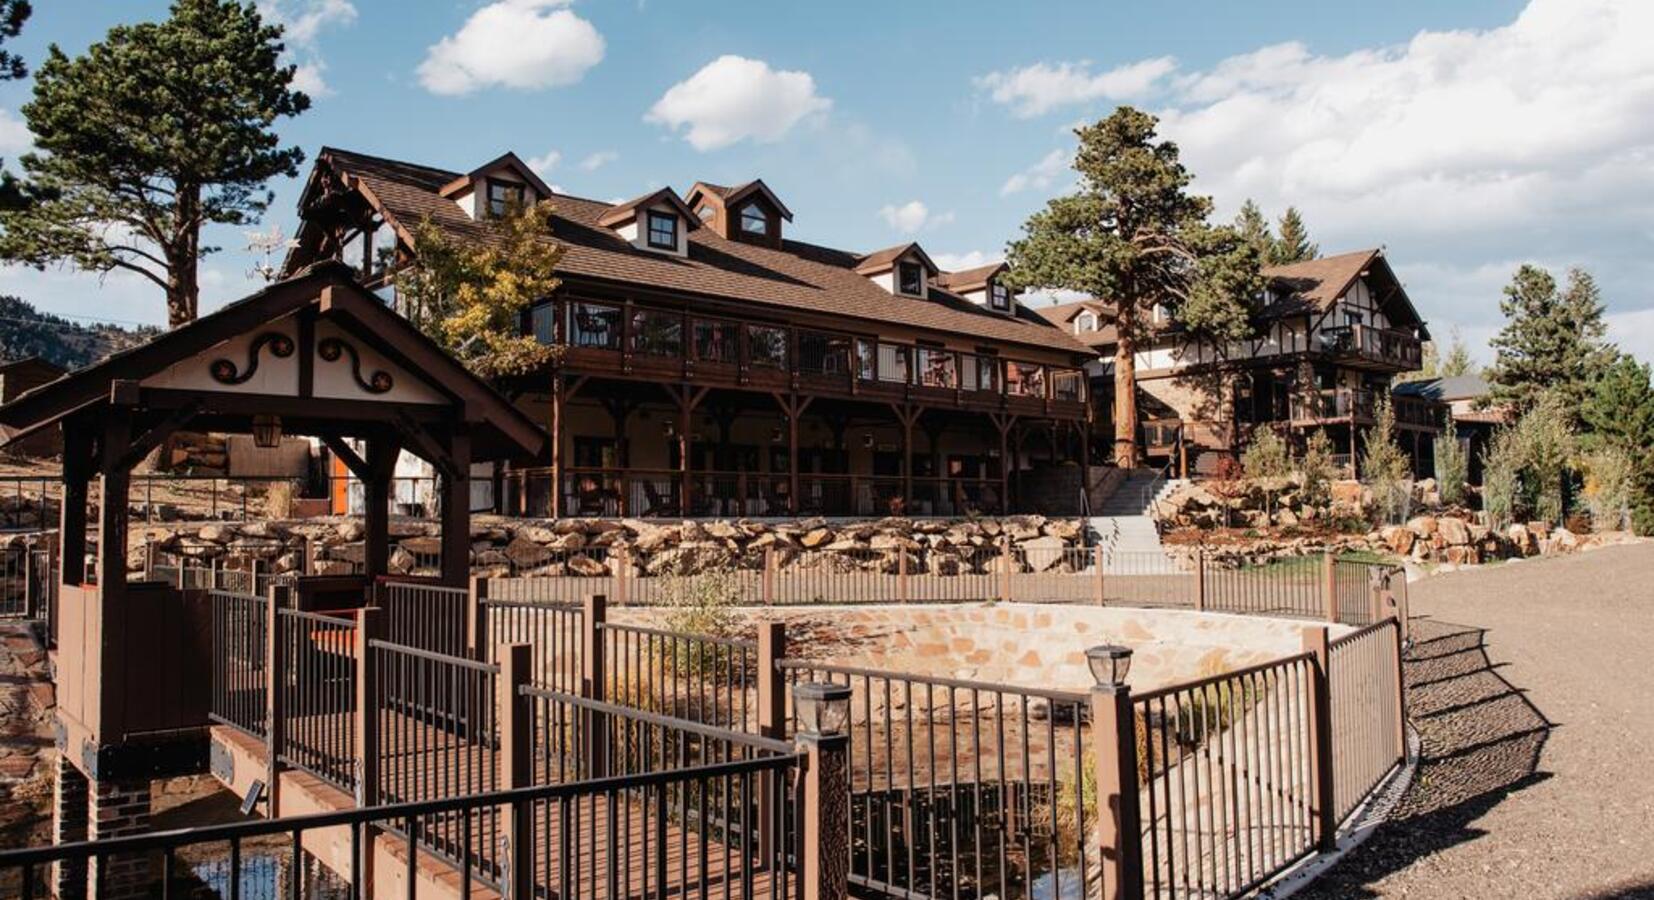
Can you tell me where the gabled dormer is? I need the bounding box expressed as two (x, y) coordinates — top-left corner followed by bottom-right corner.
(597, 188), (699, 257)
(438, 152), (557, 221)
(684, 179), (793, 249)
(936, 262), (1016, 316)
(856, 243), (940, 298)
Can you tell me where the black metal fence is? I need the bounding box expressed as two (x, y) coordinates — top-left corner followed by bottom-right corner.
(208, 589), (268, 741)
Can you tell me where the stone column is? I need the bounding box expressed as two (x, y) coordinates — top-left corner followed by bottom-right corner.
(87, 776), (152, 900)
(51, 754), (88, 900)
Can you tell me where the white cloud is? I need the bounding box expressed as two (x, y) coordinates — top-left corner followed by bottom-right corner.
(999, 148), (1072, 196)
(976, 57), (1176, 118)
(259, 0), (357, 97)
(578, 150), (618, 171)
(1607, 308), (1654, 367)
(290, 62), (332, 98)
(418, 0), (604, 96)
(646, 55), (831, 151)
(932, 250), (994, 272)
(878, 200), (953, 234)
(526, 150), (561, 175)
(0, 109), (31, 156)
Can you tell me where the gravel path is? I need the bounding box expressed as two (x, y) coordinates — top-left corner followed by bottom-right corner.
(1300, 542), (1654, 899)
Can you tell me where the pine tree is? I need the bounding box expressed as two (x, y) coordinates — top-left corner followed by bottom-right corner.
(0, 0), (32, 211)
(0, 0), (309, 327)
(1234, 199), (1273, 260)
(1487, 264), (1613, 416)
(1439, 327), (1474, 378)
(1361, 395), (1412, 524)
(1006, 107), (1264, 467)
(1580, 353), (1654, 533)
(1434, 430), (1468, 507)
(1267, 207), (1318, 265)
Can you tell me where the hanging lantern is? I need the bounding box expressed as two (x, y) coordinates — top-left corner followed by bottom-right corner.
(251, 415), (283, 449)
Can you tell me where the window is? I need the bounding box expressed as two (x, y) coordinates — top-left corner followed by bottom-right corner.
(646, 211), (678, 250)
(855, 339), (876, 381)
(799, 331), (850, 375)
(877, 343), (909, 383)
(697, 205), (715, 222)
(962, 353), (999, 392)
(568, 301), (622, 349)
(531, 304), (557, 345)
(748, 325), (788, 368)
(1005, 361), (1046, 397)
(739, 204), (768, 235)
(630, 309), (683, 357)
(694, 320), (739, 363)
(1052, 370), (1082, 402)
(990, 282), (1011, 311)
(896, 261), (925, 296)
(487, 179), (525, 218)
(916, 347), (956, 388)
(1075, 312), (1096, 333)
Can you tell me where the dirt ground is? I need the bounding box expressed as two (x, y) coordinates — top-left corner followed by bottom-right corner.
(1299, 542), (1654, 899)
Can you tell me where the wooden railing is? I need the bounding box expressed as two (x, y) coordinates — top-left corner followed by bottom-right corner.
(1319, 324), (1423, 370)
(547, 298), (1088, 413)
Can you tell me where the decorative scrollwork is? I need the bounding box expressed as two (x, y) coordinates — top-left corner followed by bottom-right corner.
(209, 332), (295, 385)
(317, 336), (394, 394)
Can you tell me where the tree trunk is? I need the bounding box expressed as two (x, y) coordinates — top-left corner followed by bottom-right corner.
(165, 185), (202, 328)
(1113, 315), (1141, 469)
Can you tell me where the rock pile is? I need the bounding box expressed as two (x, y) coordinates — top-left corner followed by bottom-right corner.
(1376, 515), (1585, 565)
(131, 515), (1091, 579)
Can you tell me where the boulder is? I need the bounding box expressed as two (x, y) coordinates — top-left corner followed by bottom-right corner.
(400, 536), (443, 556)
(1019, 535), (1066, 572)
(335, 520), (365, 542)
(1381, 525), (1416, 556)
(504, 536), (553, 568)
(1437, 517), (1471, 546)
(1405, 516), (1438, 538)
(566, 554), (609, 577)
(800, 527), (834, 549)
(197, 523), (236, 544)
(388, 547), (416, 574)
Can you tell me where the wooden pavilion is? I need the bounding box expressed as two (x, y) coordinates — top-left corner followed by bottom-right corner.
(0, 260), (542, 899)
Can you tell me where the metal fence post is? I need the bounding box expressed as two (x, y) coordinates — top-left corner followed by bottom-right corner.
(615, 546), (630, 607)
(1091, 681), (1144, 900)
(1194, 548), (1207, 611)
(1322, 552), (1338, 623)
(999, 533), (1012, 602)
(1093, 544), (1106, 605)
(497, 642), (534, 899)
(762, 547), (776, 606)
(264, 585), (287, 817)
(353, 607), (383, 808)
(582, 593), (608, 778)
(1301, 625), (1336, 850)
(466, 575), (490, 660)
(757, 622), (787, 861)
(1390, 618), (1408, 764)
(897, 548), (909, 603)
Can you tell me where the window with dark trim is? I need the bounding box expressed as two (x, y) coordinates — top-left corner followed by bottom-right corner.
(486, 179), (525, 218)
(897, 261), (925, 296)
(990, 282), (1011, 311)
(740, 204), (768, 235)
(568, 301), (622, 350)
(646, 211), (679, 250)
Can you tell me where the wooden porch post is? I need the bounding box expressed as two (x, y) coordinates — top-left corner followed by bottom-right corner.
(548, 374), (564, 518)
(788, 397), (801, 516)
(96, 407), (132, 603)
(363, 437), (398, 580)
(59, 421), (91, 586)
(439, 430), (472, 588)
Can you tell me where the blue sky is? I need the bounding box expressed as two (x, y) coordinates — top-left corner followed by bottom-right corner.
(2, 0), (1651, 366)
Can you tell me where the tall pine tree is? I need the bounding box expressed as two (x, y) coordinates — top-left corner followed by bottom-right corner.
(0, 0), (309, 327)
(1267, 207), (1318, 265)
(1234, 199), (1273, 260)
(1487, 265), (1612, 415)
(1005, 107), (1264, 467)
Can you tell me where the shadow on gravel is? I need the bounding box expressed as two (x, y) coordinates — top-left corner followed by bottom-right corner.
(1583, 883), (1654, 900)
(1293, 616), (1555, 899)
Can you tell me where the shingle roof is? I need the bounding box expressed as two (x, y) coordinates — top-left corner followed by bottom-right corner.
(1393, 375), (1490, 402)
(1259, 249), (1382, 317)
(312, 149), (1090, 356)
(936, 262), (1006, 293)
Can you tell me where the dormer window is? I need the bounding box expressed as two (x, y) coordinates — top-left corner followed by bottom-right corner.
(487, 178), (526, 218)
(990, 282), (1011, 312)
(646, 211), (679, 250)
(897, 261), (925, 296)
(1075, 311), (1097, 333)
(697, 205), (715, 222)
(740, 204), (768, 235)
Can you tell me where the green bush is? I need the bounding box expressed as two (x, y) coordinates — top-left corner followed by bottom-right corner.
(1434, 430), (1469, 508)
(1362, 395), (1413, 525)
(1481, 427), (1521, 530)
(1299, 430), (1336, 508)
(1583, 448), (1633, 532)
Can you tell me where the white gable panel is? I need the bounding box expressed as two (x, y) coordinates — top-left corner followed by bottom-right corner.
(141, 315), (300, 396)
(313, 320), (447, 404)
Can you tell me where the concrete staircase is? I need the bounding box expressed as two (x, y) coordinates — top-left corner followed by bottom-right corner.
(1088, 469), (1186, 573)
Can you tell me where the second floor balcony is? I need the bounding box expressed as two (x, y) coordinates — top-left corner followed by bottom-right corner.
(534, 298), (1089, 417)
(1291, 388), (1444, 430)
(1318, 324), (1423, 372)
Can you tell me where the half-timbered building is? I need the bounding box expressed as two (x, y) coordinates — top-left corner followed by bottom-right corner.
(285, 149), (1096, 517)
(1039, 249), (1445, 477)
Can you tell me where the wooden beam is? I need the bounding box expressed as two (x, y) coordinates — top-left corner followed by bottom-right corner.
(439, 430), (472, 588)
(319, 433), (370, 480)
(362, 436), (399, 579)
(118, 401), (202, 472)
(59, 420), (92, 586)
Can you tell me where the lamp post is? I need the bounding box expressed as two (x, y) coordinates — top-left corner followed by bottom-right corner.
(794, 682), (851, 900)
(1088, 645), (1143, 900)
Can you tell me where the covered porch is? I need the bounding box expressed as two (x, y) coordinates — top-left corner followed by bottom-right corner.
(0, 260), (543, 899)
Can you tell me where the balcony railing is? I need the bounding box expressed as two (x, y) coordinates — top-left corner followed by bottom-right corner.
(1292, 388), (1443, 429)
(1319, 324), (1422, 370)
(537, 299), (1085, 407)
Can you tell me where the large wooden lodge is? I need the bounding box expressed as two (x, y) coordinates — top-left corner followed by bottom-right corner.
(285, 150), (1097, 518)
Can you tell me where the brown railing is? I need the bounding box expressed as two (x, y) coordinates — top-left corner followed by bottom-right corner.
(1328, 620), (1405, 822)
(208, 588), (268, 740)
(275, 607), (358, 794)
(602, 621), (761, 734)
(778, 659), (1094, 900)
(1319, 324), (1422, 369)
(545, 298), (1087, 409)
(381, 581), (469, 656)
(480, 596), (586, 694)
(1132, 652), (1319, 897)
